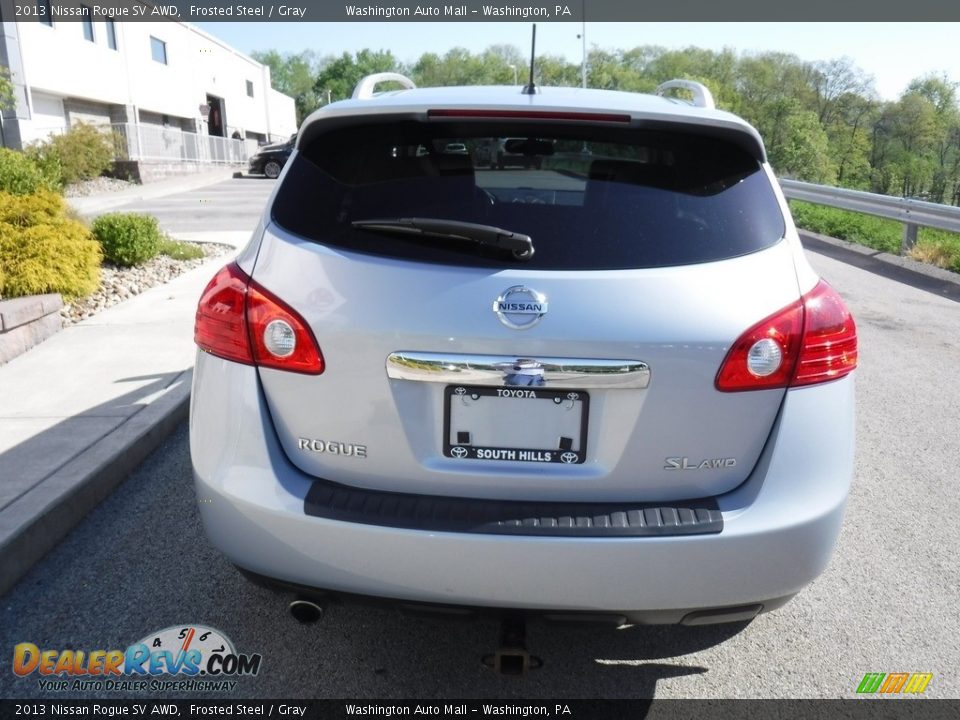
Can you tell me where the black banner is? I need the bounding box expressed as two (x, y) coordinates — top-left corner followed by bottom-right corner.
(3, 0), (960, 22)
(2, 700), (960, 720)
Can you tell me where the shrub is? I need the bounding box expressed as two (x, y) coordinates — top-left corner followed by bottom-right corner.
(0, 148), (48, 195)
(0, 65), (13, 111)
(158, 237), (205, 260)
(32, 122), (115, 186)
(23, 143), (64, 190)
(0, 190), (101, 300)
(91, 212), (163, 266)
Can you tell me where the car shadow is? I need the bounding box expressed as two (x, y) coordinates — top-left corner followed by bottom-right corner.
(0, 368), (190, 596)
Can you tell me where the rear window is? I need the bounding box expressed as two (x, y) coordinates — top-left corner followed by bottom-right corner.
(272, 119), (785, 270)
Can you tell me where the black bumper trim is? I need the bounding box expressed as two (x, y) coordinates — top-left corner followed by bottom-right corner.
(303, 478), (722, 537)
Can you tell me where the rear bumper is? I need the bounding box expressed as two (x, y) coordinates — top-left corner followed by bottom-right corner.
(190, 352), (854, 617)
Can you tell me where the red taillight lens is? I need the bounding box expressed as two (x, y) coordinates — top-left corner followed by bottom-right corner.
(195, 263), (253, 366)
(716, 280), (857, 392)
(194, 262), (324, 375)
(715, 299), (804, 391)
(246, 281), (324, 375)
(792, 281), (858, 386)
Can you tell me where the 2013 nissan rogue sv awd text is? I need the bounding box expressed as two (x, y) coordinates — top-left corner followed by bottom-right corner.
(190, 73), (858, 628)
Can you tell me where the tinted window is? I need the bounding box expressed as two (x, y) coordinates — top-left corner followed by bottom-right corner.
(81, 7), (94, 41)
(272, 120), (785, 270)
(106, 19), (118, 50)
(150, 36), (167, 65)
(38, 0), (52, 25)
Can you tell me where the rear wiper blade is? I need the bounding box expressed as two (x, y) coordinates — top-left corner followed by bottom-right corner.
(351, 217), (535, 261)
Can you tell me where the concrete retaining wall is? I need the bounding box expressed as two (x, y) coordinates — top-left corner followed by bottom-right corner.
(0, 295), (63, 365)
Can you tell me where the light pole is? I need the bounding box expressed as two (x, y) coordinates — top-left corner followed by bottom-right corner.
(578, 0), (586, 88)
(508, 64), (518, 85)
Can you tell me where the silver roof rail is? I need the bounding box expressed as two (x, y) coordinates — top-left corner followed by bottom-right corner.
(352, 73), (417, 100)
(655, 80), (715, 110)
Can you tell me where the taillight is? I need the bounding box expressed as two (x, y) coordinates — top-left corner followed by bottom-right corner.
(194, 263), (252, 366)
(792, 281), (858, 386)
(716, 280), (857, 391)
(194, 263), (324, 375)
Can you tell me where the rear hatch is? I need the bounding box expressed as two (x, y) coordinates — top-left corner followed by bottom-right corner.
(251, 113), (797, 502)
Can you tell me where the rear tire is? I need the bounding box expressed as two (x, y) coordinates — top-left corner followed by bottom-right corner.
(264, 161), (282, 179)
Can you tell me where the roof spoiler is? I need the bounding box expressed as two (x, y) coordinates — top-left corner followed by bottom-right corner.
(655, 80), (715, 110)
(352, 73), (417, 100)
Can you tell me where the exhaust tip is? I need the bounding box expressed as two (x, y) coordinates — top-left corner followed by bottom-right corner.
(289, 598), (324, 624)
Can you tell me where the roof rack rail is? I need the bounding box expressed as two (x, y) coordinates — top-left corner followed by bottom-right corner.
(352, 73), (417, 100)
(655, 80), (715, 110)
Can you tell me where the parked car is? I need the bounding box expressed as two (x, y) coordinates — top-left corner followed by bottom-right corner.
(192, 75), (857, 628)
(248, 133), (296, 179)
(495, 137), (543, 169)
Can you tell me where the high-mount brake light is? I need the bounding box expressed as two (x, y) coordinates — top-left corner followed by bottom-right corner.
(427, 109), (631, 123)
(194, 262), (324, 375)
(716, 280), (857, 392)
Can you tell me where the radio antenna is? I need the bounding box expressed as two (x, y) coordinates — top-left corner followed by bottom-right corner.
(522, 24), (537, 95)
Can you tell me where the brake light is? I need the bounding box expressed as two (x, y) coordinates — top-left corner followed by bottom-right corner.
(716, 280), (856, 391)
(427, 109), (631, 123)
(194, 263), (252, 365)
(194, 263), (324, 375)
(792, 281), (858, 386)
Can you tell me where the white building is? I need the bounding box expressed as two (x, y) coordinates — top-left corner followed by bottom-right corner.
(1, 10), (296, 178)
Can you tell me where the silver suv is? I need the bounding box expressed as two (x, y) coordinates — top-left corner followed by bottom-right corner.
(191, 73), (858, 626)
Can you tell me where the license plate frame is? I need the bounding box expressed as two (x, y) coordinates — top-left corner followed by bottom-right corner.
(443, 385), (589, 464)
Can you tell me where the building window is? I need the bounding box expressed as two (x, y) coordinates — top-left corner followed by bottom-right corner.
(105, 19), (118, 50)
(150, 36), (167, 65)
(81, 7), (94, 42)
(246, 80), (254, 98)
(37, 0), (53, 26)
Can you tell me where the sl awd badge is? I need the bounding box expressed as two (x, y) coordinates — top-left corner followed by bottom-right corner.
(493, 286), (548, 330)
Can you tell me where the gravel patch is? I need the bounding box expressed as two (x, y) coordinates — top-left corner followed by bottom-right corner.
(64, 177), (139, 197)
(60, 242), (232, 326)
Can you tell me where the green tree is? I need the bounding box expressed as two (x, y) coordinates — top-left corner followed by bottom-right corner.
(313, 49), (401, 104)
(905, 74), (960, 202)
(769, 107), (835, 182)
(873, 92), (940, 197)
(252, 50), (321, 125)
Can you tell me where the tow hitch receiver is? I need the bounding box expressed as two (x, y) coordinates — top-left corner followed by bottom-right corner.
(482, 615), (543, 675)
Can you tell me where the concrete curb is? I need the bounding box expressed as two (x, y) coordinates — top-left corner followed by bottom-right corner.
(0, 370), (191, 597)
(799, 230), (960, 302)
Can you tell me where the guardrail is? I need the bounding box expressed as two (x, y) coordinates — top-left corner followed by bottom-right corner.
(779, 179), (960, 254)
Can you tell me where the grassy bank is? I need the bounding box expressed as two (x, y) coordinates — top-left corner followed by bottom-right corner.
(789, 200), (960, 273)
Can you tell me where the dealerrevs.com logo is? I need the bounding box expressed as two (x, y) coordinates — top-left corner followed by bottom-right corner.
(12, 625), (262, 692)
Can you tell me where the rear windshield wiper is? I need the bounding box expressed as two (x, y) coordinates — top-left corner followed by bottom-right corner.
(351, 218), (535, 261)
